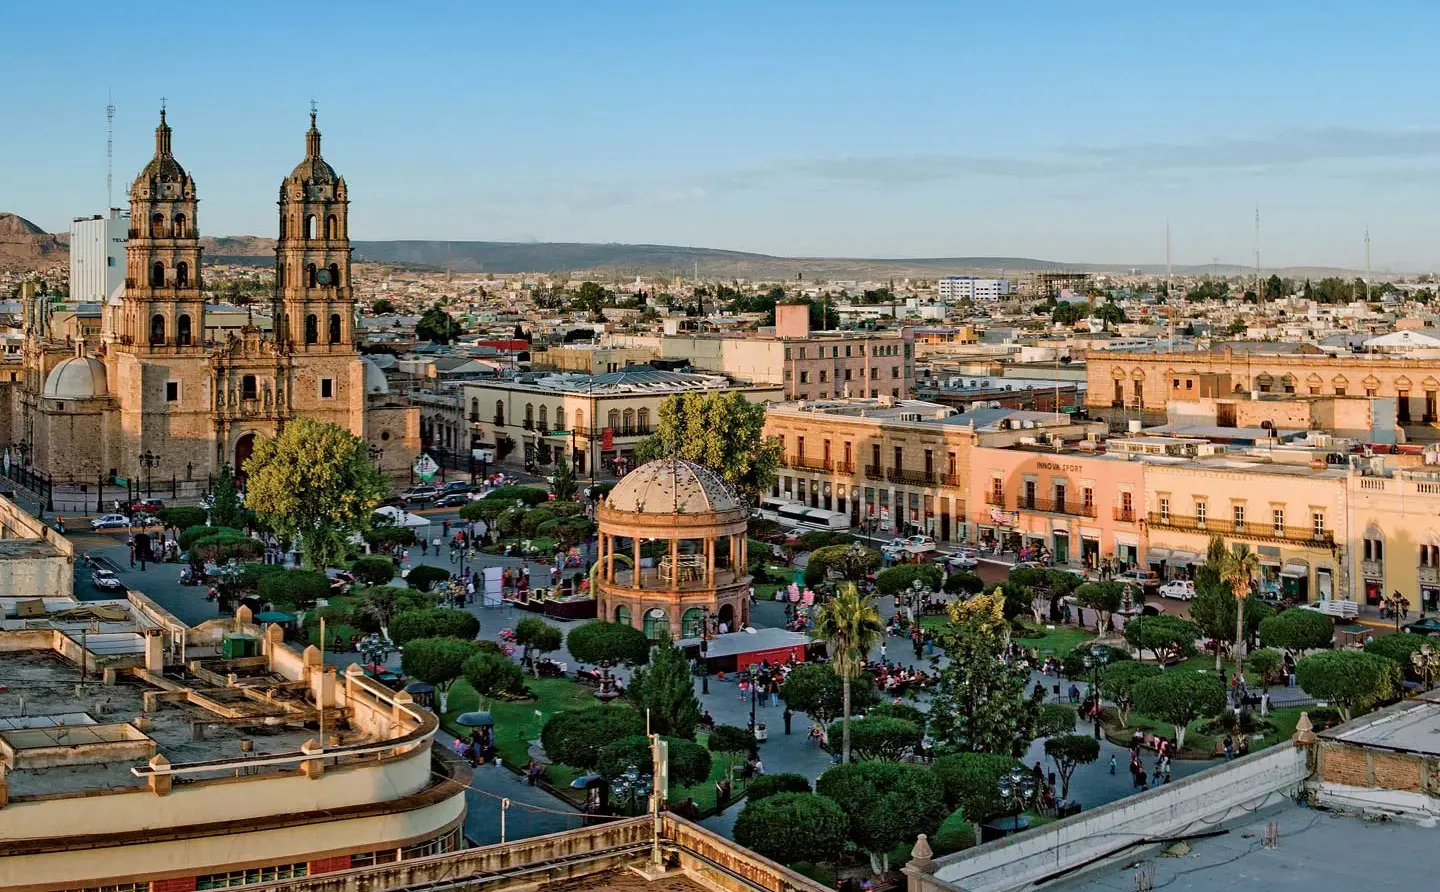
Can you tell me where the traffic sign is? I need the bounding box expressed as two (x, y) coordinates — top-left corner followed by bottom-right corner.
(413, 454), (440, 482)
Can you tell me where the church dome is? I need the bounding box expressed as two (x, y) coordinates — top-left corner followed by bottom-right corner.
(287, 112), (340, 185)
(605, 458), (740, 515)
(43, 355), (107, 399)
(361, 358), (389, 395)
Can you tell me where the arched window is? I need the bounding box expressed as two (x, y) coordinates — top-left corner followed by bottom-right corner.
(681, 608), (707, 639)
(637, 407), (650, 433)
(642, 608), (669, 642)
(495, 400), (505, 426)
(242, 375), (257, 400)
(279, 215), (286, 239)
(175, 261), (189, 288)
(524, 403), (534, 429)
(328, 313), (341, 344)
(305, 215), (316, 239)
(575, 409), (584, 432)
(608, 409), (620, 430)
(306, 264), (317, 288)
(470, 398), (479, 421)
(622, 408), (635, 433)
(615, 605), (631, 626)
(177, 314), (192, 346)
(151, 213), (165, 236)
(325, 215), (338, 239)
(538, 406), (548, 431)
(557, 407), (566, 431)
(149, 314), (165, 346)
(277, 262), (285, 286)
(304, 314), (318, 345)
(327, 263), (340, 287)
(173, 213), (187, 237)
(150, 262), (165, 287)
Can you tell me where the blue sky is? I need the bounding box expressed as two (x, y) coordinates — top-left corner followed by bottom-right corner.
(7, 0), (1440, 268)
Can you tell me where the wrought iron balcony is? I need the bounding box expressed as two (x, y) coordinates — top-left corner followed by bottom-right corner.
(864, 464), (884, 481)
(1017, 496), (1096, 518)
(1113, 507), (1137, 523)
(886, 467), (936, 487)
(1147, 512), (1333, 546)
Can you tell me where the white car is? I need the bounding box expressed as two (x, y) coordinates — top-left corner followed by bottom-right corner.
(90, 514), (131, 530)
(1158, 579), (1196, 601)
(935, 549), (979, 570)
(91, 569), (124, 591)
(1117, 569), (1160, 589)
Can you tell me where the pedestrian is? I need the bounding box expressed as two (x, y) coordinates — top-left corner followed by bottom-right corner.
(1138, 768), (1148, 791)
(1109, 754), (1117, 775)
(1223, 736), (1234, 761)
(783, 707), (793, 735)
(769, 678), (780, 707)
(880, 642), (887, 661)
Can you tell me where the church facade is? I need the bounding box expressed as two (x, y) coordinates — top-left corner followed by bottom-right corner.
(18, 110), (418, 484)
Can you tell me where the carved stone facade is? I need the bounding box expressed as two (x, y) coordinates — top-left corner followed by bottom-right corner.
(17, 110), (418, 483)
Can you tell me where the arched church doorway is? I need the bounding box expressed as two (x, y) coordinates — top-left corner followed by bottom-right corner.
(234, 433), (257, 486)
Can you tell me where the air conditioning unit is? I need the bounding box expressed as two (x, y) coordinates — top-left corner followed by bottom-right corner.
(1019, 436), (1039, 445)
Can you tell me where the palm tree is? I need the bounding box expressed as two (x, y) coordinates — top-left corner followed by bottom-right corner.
(1219, 545), (1260, 673)
(813, 582), (884, 764)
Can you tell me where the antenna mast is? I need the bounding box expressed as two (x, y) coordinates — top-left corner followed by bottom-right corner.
(1254, 204), (1261, 309)
(1165, 220), (1174, 343)
(106, 91), (115, 210)
(1364, 226), (1372, 302)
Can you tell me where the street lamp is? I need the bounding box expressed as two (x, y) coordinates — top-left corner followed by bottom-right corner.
(1413, 644), (1440, 691)
(996, 766), (1036, 833)
(1082, 644), (1110, 740)
(138, 450), (161, 498)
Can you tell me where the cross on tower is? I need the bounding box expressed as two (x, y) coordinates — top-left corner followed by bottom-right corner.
(160, 96), (167, 112)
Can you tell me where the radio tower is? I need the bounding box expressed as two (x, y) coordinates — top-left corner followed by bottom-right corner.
(106, 91), (115, 210)
(1254, 204), (1261, 309)
(1364, 226), (1372, 302)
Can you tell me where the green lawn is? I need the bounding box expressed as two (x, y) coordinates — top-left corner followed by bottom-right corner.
(1012, 622), (1097, 656)
(479, 537), (559, 556)
(756, 582), (784, 600)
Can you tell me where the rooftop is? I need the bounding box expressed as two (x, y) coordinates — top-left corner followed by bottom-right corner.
(1323, 699), (1440, 756)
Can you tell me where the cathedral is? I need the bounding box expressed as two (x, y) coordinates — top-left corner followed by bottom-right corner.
(17, 110), (418, 484)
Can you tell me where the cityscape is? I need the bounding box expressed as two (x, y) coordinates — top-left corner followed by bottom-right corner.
(4, 3), (1440, 892)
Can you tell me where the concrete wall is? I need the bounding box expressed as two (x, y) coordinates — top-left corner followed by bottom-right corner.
(920, 745), (1309, 892)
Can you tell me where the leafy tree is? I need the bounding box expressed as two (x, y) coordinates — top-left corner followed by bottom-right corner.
(258, 569), (331, 612)
(370, 298), (395, 314)
(1074, 581), (1128, 633)
(826, 715), (923, 761)
(549, 457), (578, 501)
(945, 570), (984, 595)
(745, 772), (811, 801)
(1093, 301), (1128, 327)
(535, 516), (595, 550)
(1295, 651), (1399, 721)
(1009, 568), (1081, 623)
(597, 734), (711, 787)
(1247, 648), (1285, 690)
(706, 724), (755, 763)
(566, 621), (651, 666)
(459, 498), (512, 525)
(1218, 545), (1261, 668)
(868, 701), (926, 727)
(813, 583), (884, 763)
(633, 390), (783, 501)
(405, 564), (451, 593)
(929, 592), (1039, 756)
(1258, 608), (1335, 659)
(514, 617), (564, 677)
(1189, 565), (1271, 670)
(780, 663), (878, 724)
(243, 419), (387, 570)
(733, 793), (848, 866)
(158, 506), (206, 530)
(187, 527), (263, 567)
(571, 281), (612, 317)
(815, 761), (946, 874)
(390, 607), (480, 645)
(804, 544), (879, 587)
(1044, 735), (1101, 799)
(352, 584), (425, 639)
(875, 563), (943, 595)
(415, 302), (462, 344)
(1059, 643), (1131, 682)
(541, 706), (646, 769)
(1036, 703), (1077, 739)
(1099, 661), (1160, 727)
(1364, 632), (1431, 675)
(482, 485), (551, 506)
(1123, 615), (1201, 666)
(931, 752), (1018, 821)
(1131, 670), (1226, 748)
(625, 635), (702, 739)
(364, 524), (417, 550)
(400, 637), (475, 712)
(209, 463), (245, 529)
(350, 555), (397, 588)
(1051, 301), (1089, 325)
(461, 651), (529, 704)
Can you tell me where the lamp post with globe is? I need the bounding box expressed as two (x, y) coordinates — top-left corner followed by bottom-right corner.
(1082, 644), (1110, 740)
(997, 765), (1036, 833)
(1413, 644), (1440, 691)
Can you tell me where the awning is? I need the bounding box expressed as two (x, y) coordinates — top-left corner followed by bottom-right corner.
(1168, 551), (1199, 566)
(1280, 562), (1309, 579)
(1145, 548), (1172, 564)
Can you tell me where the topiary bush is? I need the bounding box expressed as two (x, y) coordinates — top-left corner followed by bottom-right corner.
(745, 772), (812, 802)
(482, 485), (550, 506)
(257, 569), (331, 611)
(390, 608), (480, 645)
(405, 564), (451, 592)
(875, 563), (943, 595)
(540, 707), (646, 770)
(351, 555), (397, 587)
(566, 621), (651, 666)
(598, 735), (711, 787)
(733, 793), (848, 866)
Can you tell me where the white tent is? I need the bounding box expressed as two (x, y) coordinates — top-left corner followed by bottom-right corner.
(374, 506), (430, 529)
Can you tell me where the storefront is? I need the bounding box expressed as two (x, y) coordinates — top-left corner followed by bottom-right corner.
(1145, 548), (1170, 577)
(1052, 530), (1070, 565)
(1280, 560), (1310, 602)
(1168, 550), (1199, 579)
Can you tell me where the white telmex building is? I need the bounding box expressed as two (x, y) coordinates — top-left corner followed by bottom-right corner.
(69, 209), (129, 301)
(938, 276), (1011, 302)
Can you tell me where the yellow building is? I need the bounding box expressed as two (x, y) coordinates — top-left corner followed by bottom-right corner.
(1347, 462), (1440, 612)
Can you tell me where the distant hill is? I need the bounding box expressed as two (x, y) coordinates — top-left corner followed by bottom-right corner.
(0, 213), (67, 273)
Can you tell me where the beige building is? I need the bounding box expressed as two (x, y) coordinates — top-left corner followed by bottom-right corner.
(529, 343), (659, 374)
(1347, 459), (1440, 612)
(465, 368), (782, 476)
(15, 110), (418, 485)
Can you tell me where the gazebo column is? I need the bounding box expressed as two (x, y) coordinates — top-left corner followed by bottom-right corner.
(633, 536), (642, 590)
(704, 536), (714, 584)
(669, 538), (680, 591)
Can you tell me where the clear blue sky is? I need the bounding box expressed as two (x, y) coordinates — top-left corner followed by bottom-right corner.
(7, 0), (1440, 269)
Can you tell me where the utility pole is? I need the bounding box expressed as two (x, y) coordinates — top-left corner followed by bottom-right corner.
(1254, 204), (1261, 310)
(1364, 226), (1372, 302)
(106, 91), (115, 210)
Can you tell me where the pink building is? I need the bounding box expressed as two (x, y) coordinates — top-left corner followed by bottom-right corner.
(970, 443), (1147, 571)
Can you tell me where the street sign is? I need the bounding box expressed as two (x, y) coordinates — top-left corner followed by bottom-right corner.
(414, 454), (440, 482)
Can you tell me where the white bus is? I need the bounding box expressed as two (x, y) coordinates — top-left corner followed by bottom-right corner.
(757, 498), (851, 532)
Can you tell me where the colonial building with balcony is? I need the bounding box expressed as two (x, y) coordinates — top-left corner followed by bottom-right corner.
(1347, 459), (1440, 613)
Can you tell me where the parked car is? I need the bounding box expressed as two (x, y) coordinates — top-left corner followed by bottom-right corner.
(1300, 599), (1359, 619)
(91, 569), (124, 591)
(1117, 569), (1161, 591)
(127, 498), (165, 515)
(401, 486), (441, 505)
(91, 514), (131, 530)
(1158, 579), (1197, 601)
(435, 493), (471, 508)
(441, 481), (475, 495)
(941, 548), (979, 570)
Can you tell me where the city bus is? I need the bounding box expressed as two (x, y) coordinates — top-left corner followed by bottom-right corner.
(757, 498), (850, 532)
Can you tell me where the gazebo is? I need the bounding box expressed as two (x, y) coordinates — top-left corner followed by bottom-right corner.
(595, 458), (751, 640)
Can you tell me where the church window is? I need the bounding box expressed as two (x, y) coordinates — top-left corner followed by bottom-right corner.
(166, 381), (180, 402)
(176, 262), (189, 288)
(329, 313), (342, 344)
(320, 378), (334, 399)
(150, 262), (165, 287)
(151, 212), (165, 236)
(279, 216), (286, 239)
(306, 215), (317, 239)
(328, 263), (341, 287)
(325, 215), (338, 239)
(177, 314), (192, 346)
(173, 213), (187, 237)
(306, 264), (317, 288)
(305, 315), (319, 345)
(149, 314), (165, 345)
(242, 375), (257, 400)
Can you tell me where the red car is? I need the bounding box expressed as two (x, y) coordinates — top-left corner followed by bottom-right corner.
(127, 498), (165, 515)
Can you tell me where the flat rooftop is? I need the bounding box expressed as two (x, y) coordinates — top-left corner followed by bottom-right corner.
(1044, 803), (1432, 892)
(1323, 700), (1440, 757)
(0, 538), (66, 561)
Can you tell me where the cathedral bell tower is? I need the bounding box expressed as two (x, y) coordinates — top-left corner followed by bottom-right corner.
(274, 110), (355, 353)
(116, 109), (205, 352)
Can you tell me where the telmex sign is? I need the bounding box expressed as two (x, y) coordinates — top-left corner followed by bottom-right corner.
(1036, 461), (1084, 472)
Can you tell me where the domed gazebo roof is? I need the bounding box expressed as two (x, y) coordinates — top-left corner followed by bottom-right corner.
(605, 458), (740, 516)
(43, 354), (107, 399)
(361, 358), (390, 395)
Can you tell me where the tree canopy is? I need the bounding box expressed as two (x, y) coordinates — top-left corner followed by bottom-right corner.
(1295, 651), (1399, 721)
(780, 663), (877, 723)
(1099, 661), (1161, 727)
(929, 591), (1038, 756)
(416, 303), (463, 344)
(566, 621), (651, 666)
(461, 651), (529, 703)
(813, 583), (885, 763)
(1122, 615), (1201, 665)
(1258, 608), (1335, 657)
(633, 391), (783, 501)
(1044, 735), (1101, 799)
(1131, 670), (1226, 747)
(733, 793), (848, 866)
(625, 636), (702, 739)
(1074, 581), (1129, 632)
(745, 773), (811, 801)
(540, 706), (646, 769)
(400, 637), (475, 709)
(209, 463), (245, 529)
(390, 607), (480, 645)
(826, 715), (924, 761)
(597, 735), (711, 787)
(257, 569), (331, 612)
(815, 761), (947, 874)
(875, 563), (943, 595)
(931, 752), (1019, 822)
(243, 418), (387, 570)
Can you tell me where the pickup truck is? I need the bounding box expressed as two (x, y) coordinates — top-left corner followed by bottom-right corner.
(1300, 599), (1359, 620)
(882, 535), (937, 559)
